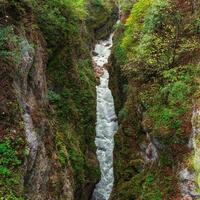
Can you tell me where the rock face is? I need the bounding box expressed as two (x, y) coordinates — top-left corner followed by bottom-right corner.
(15, 40), (39, 172)
(0, 1), (118, 199)
(13, 38), (51, 200)
(179, 168), (198, 199)
(87, 1), (118, 40)
(108, 1), (200, 199)
(1, 22), (71, 200)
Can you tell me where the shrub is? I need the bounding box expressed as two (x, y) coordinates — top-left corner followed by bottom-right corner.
(0, 26), (21, 64)
(29, 0), (87, 49)
(0, 140), (21, 171)
(118, 107), (129, 120)
(0, 139), (24, 199)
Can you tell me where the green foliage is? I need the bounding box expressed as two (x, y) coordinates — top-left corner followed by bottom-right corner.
(143, 0), (169, 33)
(55, 132), (69, 167)
(0, 140), (21, 176)
(68, 148), (85, 181)
(48, 90), (61, 103)
(89, 0), (113, 10)
(122, 0), (177, 79)
(114, 41), (126, 65)
(195, 18), (200, 33)
(137, 172), (173, 199)
(140, 174), (162, 200)
(90, 0), (102, 7)
(117, 0), (200, 132)
(121, 0), (153, 49)
(119, 0), (200, 81)
(0, 167), (10, 177)
(86, 0), (117, 39)
(167, 81), (188, 102)
(140, 66), (199, 132)
(77, 59), (96, 92)
(118, 107), (129, 120)
(55, 125), (86, 184)
(126, 0), (152, 29)
(27, 0), (87, 49)
(117, 0), (134, 13)
(49, 55), (97, 189)
(0, 193), (23, 200)
(0, 139), (24, 199)
(115, 170), (174, 200)
(0, 27), (11, 58)
(48, 58), (95, 124)
(0, 26), (21, 64)
(150, 106), (180, 129)
(114, 0), (200, 199)
(159, 151), (172, 166)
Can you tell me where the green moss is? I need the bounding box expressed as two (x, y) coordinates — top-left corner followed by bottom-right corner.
(139, 65), (200, 134)
(159, 151), (172, 167)
(68, 148), (85, 182)
(0, 139), (25, 199)
(114, 170), (175, 200)
(50, 56), (97, 189)
(55, 131), (69, 167)
(87, 0), (117, 39)
(0, 193), (24, 200)
(118, 107), (129, 121)
(112, 0), (200, 198)
(0, 26), (22, 65)
(26, 0), (87, 50)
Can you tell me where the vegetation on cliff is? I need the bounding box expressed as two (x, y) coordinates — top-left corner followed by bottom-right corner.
(1, 0), (200, 199)
(112, 0), (200, 199)
(0, 0), (117, 199)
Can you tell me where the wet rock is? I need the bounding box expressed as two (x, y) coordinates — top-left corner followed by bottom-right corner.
(179, 168), (199, 199)
(145, 142), (158, 162)
(92, 51), (98, 56)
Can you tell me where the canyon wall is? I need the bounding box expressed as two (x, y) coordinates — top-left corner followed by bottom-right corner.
(109, 0), (200, 199)
(0, 1), (117, 199)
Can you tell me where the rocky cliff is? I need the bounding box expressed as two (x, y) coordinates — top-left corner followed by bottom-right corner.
(0, 1), (117, 199)
(109, 0), (200, 199)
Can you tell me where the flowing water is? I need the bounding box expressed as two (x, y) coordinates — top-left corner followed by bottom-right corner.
(92, 33), (118, 200)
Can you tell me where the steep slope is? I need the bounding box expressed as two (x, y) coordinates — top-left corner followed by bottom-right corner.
(110, 0), (200, 199)
(3, 0), (200, 199)
(0, 0), (117, 199)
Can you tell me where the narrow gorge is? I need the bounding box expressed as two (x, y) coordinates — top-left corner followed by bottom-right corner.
(1, 0), (200, 200)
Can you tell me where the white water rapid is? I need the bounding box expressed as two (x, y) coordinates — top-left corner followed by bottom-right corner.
(92, 33), (118, 200)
